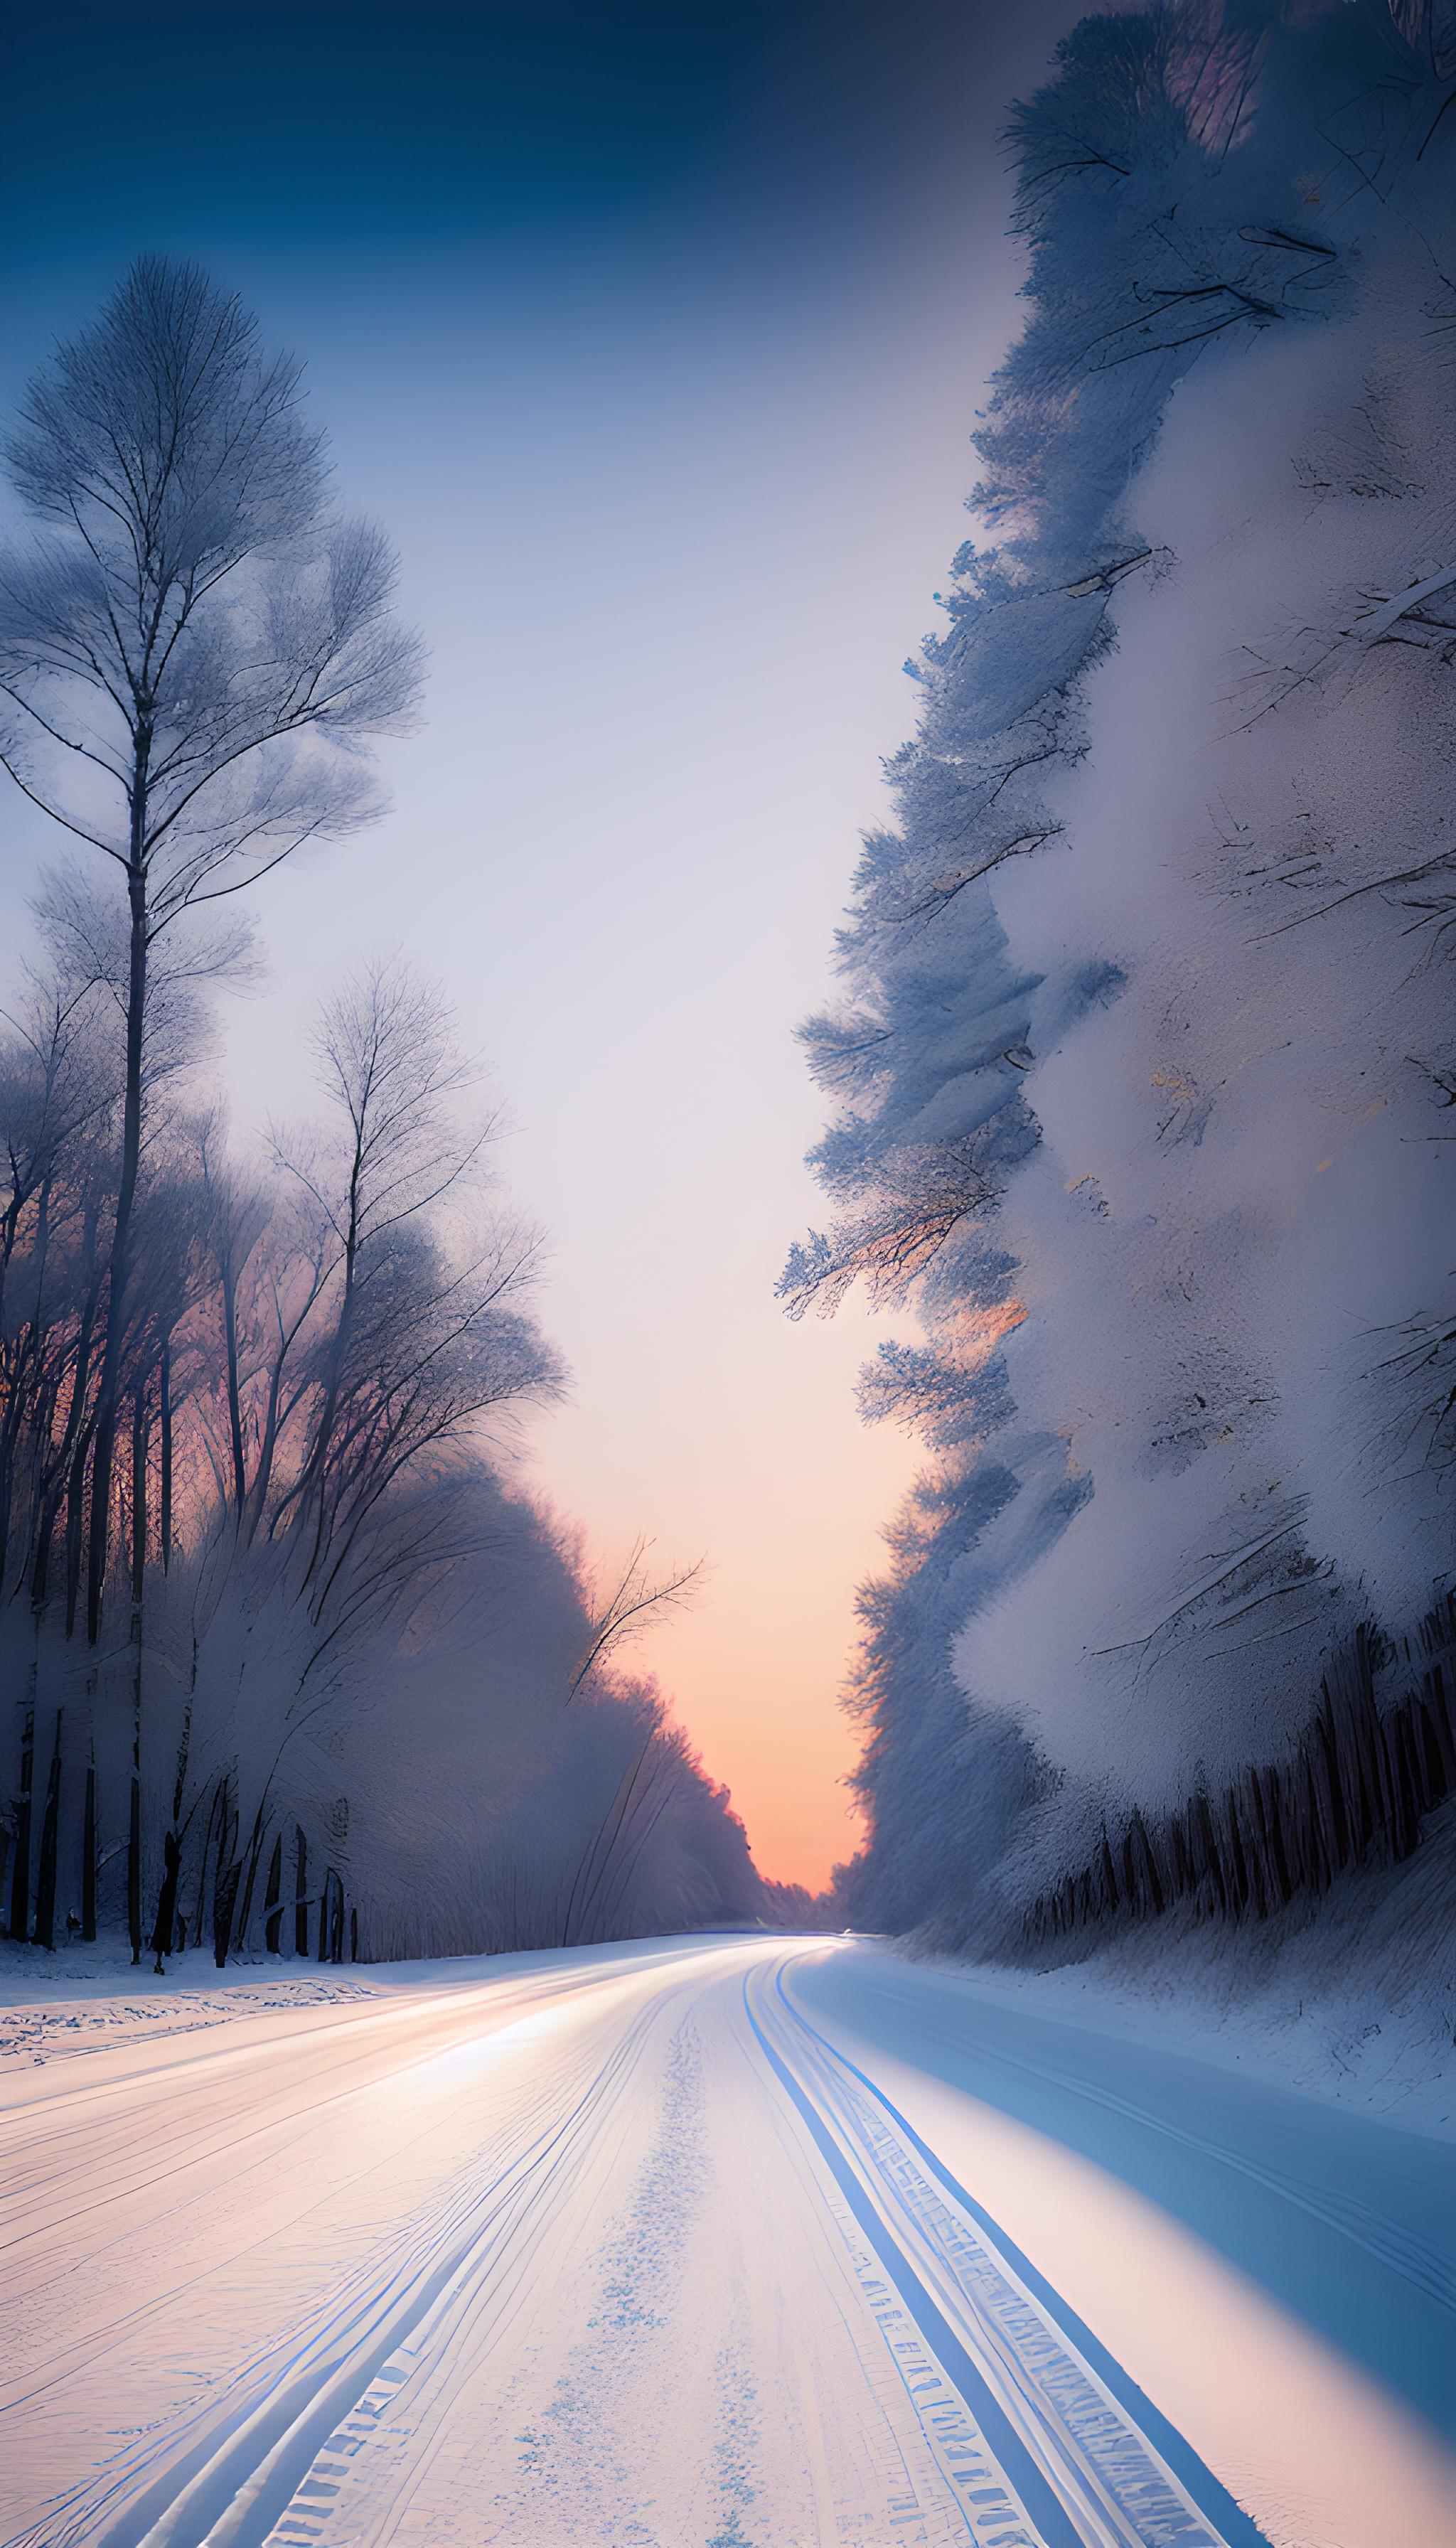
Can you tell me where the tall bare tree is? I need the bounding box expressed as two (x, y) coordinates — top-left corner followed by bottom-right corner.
(0, 257), (424, 1638)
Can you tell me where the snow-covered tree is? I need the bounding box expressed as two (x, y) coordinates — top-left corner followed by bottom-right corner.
(791, 0), (1456, 1949)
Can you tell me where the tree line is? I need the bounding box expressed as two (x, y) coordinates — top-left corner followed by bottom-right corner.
(0, 257), (765, 1964)
(790, 1), (1456, 1956)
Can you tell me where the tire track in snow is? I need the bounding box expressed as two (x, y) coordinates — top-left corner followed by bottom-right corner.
(244, 1956), (987, 2548)
(4, 1941), (1303, 2547)
(746, 1959), (1271, 2548)
(253, 1998), (772, 2548)
(492, 2018), (713, 2544)
(798, 1970), (1455, 2316)
(4, 1998), (669, 2548)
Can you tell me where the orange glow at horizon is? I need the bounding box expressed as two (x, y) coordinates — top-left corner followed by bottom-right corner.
(522, 1283), (921, 1897)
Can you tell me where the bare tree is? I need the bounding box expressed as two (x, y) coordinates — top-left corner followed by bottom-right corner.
(149, 968), (563, 1967)
(567, 1535), (705, 1700)
(269, 957), (549, 1573)
(0, 924), (733, 1969)
(0, 257), (424, 1639)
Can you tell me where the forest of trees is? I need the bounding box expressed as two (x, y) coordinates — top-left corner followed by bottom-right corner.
(789, 0), (1456, 1953)
(0, 259), (764, 1966)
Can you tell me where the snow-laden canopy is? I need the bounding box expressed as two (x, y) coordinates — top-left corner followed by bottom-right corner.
(790, 0), (1456, 1944)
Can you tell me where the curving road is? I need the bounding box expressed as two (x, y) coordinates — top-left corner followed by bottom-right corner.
(1, 1935), (1452, 2548)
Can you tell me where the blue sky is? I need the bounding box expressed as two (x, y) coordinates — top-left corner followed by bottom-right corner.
(1, 0), (1084, 1883)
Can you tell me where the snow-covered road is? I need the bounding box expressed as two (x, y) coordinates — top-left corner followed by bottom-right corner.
(3, 1936), (1452, 2548)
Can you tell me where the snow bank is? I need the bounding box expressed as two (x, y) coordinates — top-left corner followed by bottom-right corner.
(906, 1803), (1456, 2138)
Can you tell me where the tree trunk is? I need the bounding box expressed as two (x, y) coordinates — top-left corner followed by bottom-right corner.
(31, 1714), (62, 1951)
(222, 1265), (247, 1510)
(159, 1332), (173, 1571)
(82, 1736), (97, 1943)
(127, 1386), (148, 1964)
(64, 1425), (95, 1639)
(86, 776), (151, 1647)
(235, 1810), (267, 1952)
(294, 1826), (309, 1957)
(210, 1780), (238, 1968)
(213, 1861), (242, 1968)
(264, 1835), (284, 1954)
(150, 1827), (181, 1974)
(7, 1669), (34, 1941)
(193, 1779), (222, 1952)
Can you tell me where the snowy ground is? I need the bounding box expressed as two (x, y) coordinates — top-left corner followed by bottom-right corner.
(900, 1942), (1456, 2143)
(924, 1817), (1456, 2141)
(2, 1935), (1452, 2548)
